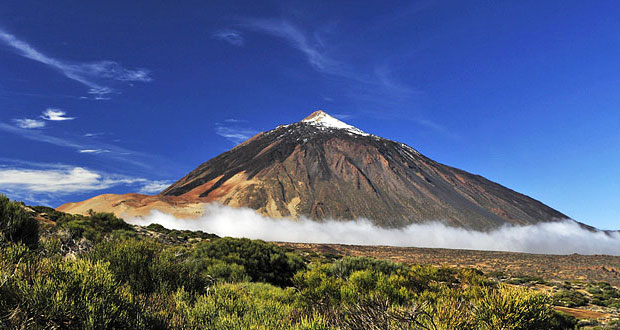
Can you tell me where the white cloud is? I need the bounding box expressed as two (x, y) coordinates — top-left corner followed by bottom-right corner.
(78, 149), (109, 154)
(41, 108), (75, 121)
(0, 122), (155, 169)
(0, 164), (171, 202)
(128, 204), (620, 256)
(138, 181), (172, 194)
(215, 124), (259, 144)
(224, 118), (247, 123)
(235, 19), (446, 131)
(212, 29), (244, 46)
(0, 166), (140, 193)
(240, 19), (342, 75)
(0, 28), (152, 98)
(12, 118), (45, 129)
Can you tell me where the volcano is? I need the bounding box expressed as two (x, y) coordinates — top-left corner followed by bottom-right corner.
(58, 111), (568, 230)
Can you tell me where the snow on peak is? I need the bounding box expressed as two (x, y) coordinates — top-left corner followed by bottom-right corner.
(301, 110), (368, 136)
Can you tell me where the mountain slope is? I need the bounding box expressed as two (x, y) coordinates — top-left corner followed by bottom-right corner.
(59, 111), (568, 230)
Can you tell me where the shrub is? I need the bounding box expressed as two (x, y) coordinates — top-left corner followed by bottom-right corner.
(327, 256), (405, 278)
(549, 311), (579, 330)
(0, 195), (39, 247)
(552, 289), (588, 307)
(0, 255), (148, 329)
(191, 237), (305, 286)
(56, 210), (132, 242)
(474, 285), (555, 330)
(146, 222), (218, 240)
(168, 282), (329, 330)
(87, 238), (206, 295)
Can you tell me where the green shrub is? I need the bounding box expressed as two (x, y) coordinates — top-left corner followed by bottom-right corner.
(145, 222), (218, 240)
(87, 238), (204, 295)
(185, 256), (250, 284)
(191, 237), (305, 286)
(0, 255), (148, 329)
(86, 238), (164, 294)
(167, 282), (329, 330)
(507, 275), (547, 286)
(327, 256), (405, 277)
(552, 289), (588, 307)
(474, 285), (555, 330)
(0, 195), (39, 247)
(549, 311), (579, 330)
(56, 210), (132, 242)
(30, 205), (65, 222)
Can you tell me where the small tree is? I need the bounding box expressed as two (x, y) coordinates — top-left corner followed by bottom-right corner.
(0, 195), (38, 247)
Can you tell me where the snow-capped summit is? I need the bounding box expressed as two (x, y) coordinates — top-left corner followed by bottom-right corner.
(301, 110), (369, 136)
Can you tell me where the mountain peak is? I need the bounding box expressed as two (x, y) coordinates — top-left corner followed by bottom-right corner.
(301, 110), (368, 136)
(60, 108), (569, 231)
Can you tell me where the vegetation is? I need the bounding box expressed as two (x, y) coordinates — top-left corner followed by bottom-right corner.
(0, 195), (38, 247)
(145, 223), (218, 241)
(0, 196), (616, 329)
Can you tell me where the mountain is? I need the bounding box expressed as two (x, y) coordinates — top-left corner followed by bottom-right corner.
(58, 111), (569, 230)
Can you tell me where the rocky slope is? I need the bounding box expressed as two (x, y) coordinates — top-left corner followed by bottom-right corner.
(59, 111), (568, 230)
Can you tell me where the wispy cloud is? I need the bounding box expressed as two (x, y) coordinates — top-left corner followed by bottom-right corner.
(224, 118), (247, 123)
(331, 113), (353, 120)
(212, 29), (244, 46)
(0, 122), (157, 169)
(12, 118), (45, 129)
(215, 124), (259, 145)
(239, 19), (344, 76)
(41, 108), (74, 121)
(0, 163), (170, 202)
(0, 28), (152, 98)
(1, 122), (85, 149)
(78, 149), (109, 154)
(233, 19), (433, 121)
(138, 180), (172, 194)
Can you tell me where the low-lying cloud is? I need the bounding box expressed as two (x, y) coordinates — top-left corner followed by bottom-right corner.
(128, 204), (620, 256)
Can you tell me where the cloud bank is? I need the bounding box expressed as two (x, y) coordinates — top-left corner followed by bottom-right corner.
(128, 204), (620, 256)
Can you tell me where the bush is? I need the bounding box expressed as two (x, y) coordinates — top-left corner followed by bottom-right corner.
(474, 285), (555, 330)
(552, 289), (588, 307)
(86, 238), (164, 295)
(327, 256), (405, 278)
(0, 195), (38, 247)
(549, 311), (578, 330)
(86, 238), (212, 296)
(167, 282), (329, 330)
(145, 223), (218, 240)
(191, 237), (305, 286)
(0, 254), (148, 329)
(56, 210), (132, 242)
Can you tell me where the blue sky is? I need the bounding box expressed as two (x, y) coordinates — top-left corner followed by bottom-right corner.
(0, 1), (619, 229)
